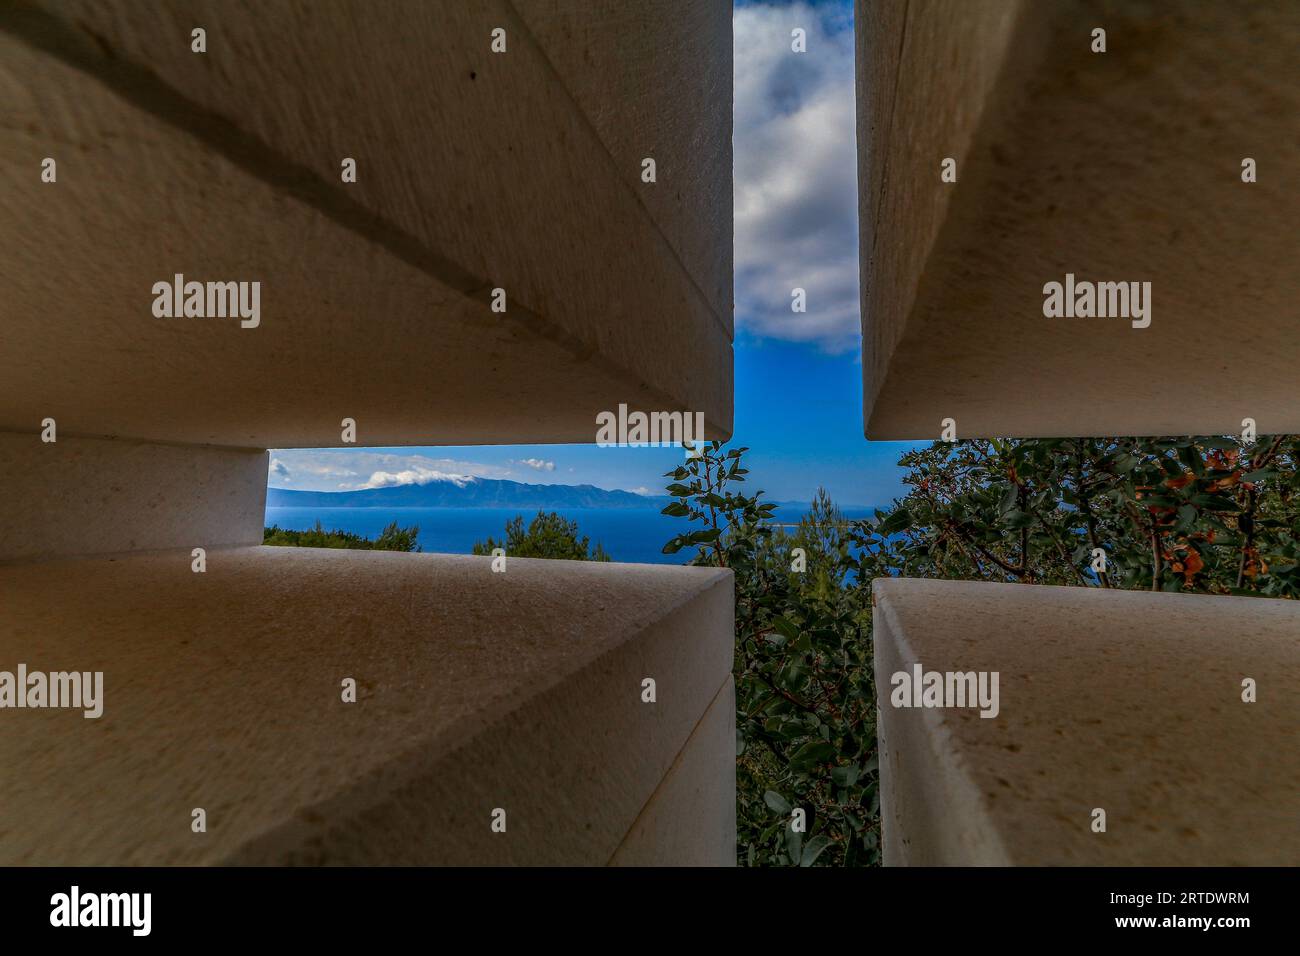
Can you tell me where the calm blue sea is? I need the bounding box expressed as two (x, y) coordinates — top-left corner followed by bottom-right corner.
(264, 504), (877, 565)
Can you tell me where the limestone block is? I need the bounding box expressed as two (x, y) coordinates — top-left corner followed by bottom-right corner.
(0, 432), (266, 562)
(610, 675), (736, 866)
(857, 0), (1300, 438)
(0, 547), (734, 864)
(0, 2), (732, 446)
(872, 578), (1300, 865)
(856, 0), (1026, 432)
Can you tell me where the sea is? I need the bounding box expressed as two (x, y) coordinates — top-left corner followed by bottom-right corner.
(264, 504), (878, 565)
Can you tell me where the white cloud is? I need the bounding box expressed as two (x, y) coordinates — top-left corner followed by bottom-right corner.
(360, 468), (475, 490)
(267, 449), (508, 492)
(734, 3), (859, 352)
(514, 458), (556, 472)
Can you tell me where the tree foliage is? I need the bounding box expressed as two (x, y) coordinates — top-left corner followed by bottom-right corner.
(858, 436), (1300, 597)
(473, 510), (611, 561)
(264, 520), (421, 552)
(663, 443), (878, 866)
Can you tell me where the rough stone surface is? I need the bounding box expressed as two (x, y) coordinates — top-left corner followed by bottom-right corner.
(0, 433), (266, 562)
(873, 578), (1300, 865)
(514, 0), (734, 328)
(609, 676), (736, 866)
(858, 0), (1300, 438)
(0, 547), (734, 864)
(857, 0), (1026, 435)
(0, 2), (732, 447)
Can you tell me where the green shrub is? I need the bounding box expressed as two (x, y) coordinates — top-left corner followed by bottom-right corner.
(263, 520), (421, 552)
(860, 436), (1300, 597)
(472, 510), (611, 561)
(662, 444), (879, 866)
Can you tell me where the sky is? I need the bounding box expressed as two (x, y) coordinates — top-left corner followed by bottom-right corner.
(269, 0), (916, 509)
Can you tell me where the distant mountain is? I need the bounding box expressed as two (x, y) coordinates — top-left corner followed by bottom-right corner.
(266, 477), (669, 510)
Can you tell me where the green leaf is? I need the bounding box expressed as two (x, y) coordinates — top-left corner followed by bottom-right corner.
(763, 790), (791, 815)
(1190, 493), (1238, 511)
(770, 615), (801, 640)
(1003, 509), (1034, 529)
(788, 740), (835, 772)
(661, 536), (687, 554)
(799, 834), (833, 867)
(876, 507), (913, 535)
(830, 765), (860, 788)
(785, 826), (803, 866)
(1178, 444), (1205, 476)
(1198, 436), (1239, 450)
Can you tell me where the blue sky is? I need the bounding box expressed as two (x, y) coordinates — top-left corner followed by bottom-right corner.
(269, 1), (915, 509)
